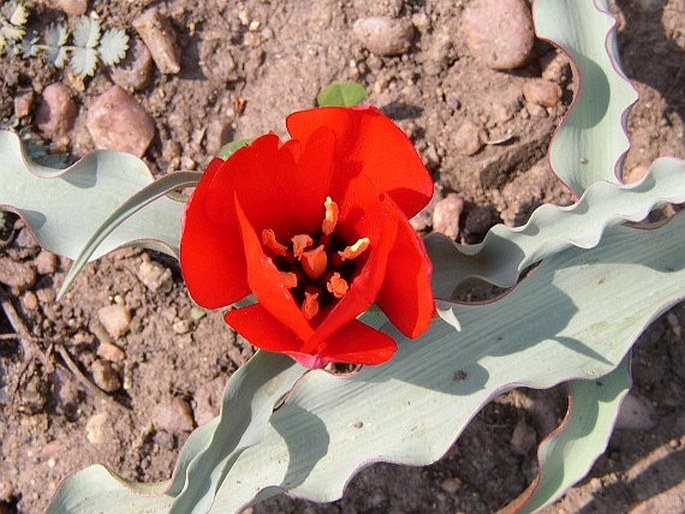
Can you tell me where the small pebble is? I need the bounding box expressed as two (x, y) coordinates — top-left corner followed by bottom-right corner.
(21, 291), (39, 311)
(0, 257), (36, 291)
(91, 359), (121, 393)
(110, 38), (154, 92)
(353, 16), (416, 57)
(85, 412), (108, 444)
(96, 341), (126, 362)
(133, 9), (182, 74)
(522, 79), (563, 108)
(35, 250), (58, 275)
(525, 102), (547, 118)
(540, 50), (572, 84)
(510, 417), (537, 455)
(152, 397), (195, 432)
(36, 83), (77, 139)
(463, 0), (535, 70)
(97, 304), (131, 339)
(423, 32), (452, 76)
(13, 89), (34, 118)
(172, 319), (190, 335)
(87, 85), (155, 157)
(616, 392), (657, 430)
(55, 0), (88, 15)
(432, 193), (464, 240)
(440, 477), (463, 494)
(453, 120), (486, 156)
(205, 119), (233, 155)
(136, 260), (172, 293)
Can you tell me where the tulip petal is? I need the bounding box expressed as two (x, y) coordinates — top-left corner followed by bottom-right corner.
(234, 195), (315, 342)
(181, 158), (249, 308)
(319, 319), (397, 365)
(286, 106), (433, 218)
(225, 303), (306, 354)
(377, 215), (435, 338)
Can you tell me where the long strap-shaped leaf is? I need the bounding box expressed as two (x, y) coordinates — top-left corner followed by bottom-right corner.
(0, 130), (186, 260)
(58, 171), (201, 298)
(534, 0), (638, 195)
(501, 356), (632, 513)
(47, 351), (306, 514)
(426, 157), (685, 298)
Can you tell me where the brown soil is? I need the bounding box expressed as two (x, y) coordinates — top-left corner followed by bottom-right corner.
(1, 0), (684, 513)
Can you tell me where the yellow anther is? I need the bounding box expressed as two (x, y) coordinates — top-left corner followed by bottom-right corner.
(338, 237), (370, 261)
(322, 196), (339, 236)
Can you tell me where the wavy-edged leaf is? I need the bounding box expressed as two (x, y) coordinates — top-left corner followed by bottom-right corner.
(73, 16), (101, 48)
(8, 2), (28, 26)
(59, 171), (202, 298)
(503, 356), (631, 513)
(70, 46), (98, 76)
(0, 130), (184, 261)
(99, 27), (129, 66)
(47, 351), (306, 514)
(45, 23), (69, 48)
(533, 0), (638, 195)
(46, 45), (69, 68)
(208, 213), (685, 512)
(426, 157), (685, 298)
(317, 81), (367, 107)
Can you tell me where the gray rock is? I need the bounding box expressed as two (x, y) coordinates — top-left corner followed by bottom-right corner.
(137, 259), (172, 293)
(616, 392), (657, 430)
(97, 304), (131, 339)
(86, 85), (155, 157)
(21, 291), (39, 311)
(432, 193), (464, 240)
(152, 397), (195, 432)
(35, 250), (58, 275)
(110, 38), (154, 91)
(133, 9), (182, 74)
(510, 417), (537, 455)
(36, 83), (77, 139)
(453, 119), (486, 156)
(91, 359), (121, 393)
(423, 31), (453, 76)
(96, 341), (126, 362)
(522, 79), (563, 107)
(193, 376), (226, 426)
(85, 412), (108, 444)
(13, 89), (34, 118)
(353, 16), (415, 57)
(464, 0), (535, 70)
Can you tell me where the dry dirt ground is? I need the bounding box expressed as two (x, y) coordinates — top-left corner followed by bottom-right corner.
(1, 0), (684, 513)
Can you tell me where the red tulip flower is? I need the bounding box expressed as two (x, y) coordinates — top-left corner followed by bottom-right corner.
(180, 106), (435, 368)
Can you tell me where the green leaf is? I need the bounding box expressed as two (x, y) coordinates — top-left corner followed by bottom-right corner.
(317, 81), (367, 107)
(0, 130), (184, 261)
(98, 27), (129, 66)
(58, 171), (202, 298)
(207, 214), (685, 512)
(533, 0), (638, 195)
(47, 351), (307, 514)
(504, 357), (632, 513)
(426, 157), (685, 298)
(46, 45), (69, 68)
(218, 138), (251, 159)
(73, 16), (101, 48)
(45, 24), (68, 48)
(9, 2), (28, 26)
(70, 46), (99, 76)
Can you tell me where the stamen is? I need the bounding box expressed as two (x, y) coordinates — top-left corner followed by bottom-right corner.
(301, 245), (328, 280)
(327, 272), (349, 298)
(338, 237), (370, 261)
(261, 228), (288, 256)
(291, 234), (314, 258)
(322, 196), (339, 236)
(301, 289), (320, 320)
(280, 271), (298, 289)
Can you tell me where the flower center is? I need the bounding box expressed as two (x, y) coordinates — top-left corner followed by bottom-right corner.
(261, 196), (370, 321)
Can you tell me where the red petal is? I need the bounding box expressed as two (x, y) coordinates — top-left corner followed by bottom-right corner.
(225, 304), (306, 353)
(376, 215), (435, 338)
(319, 320), (397, 365)
(229, 129), (337, 241)
(180, 158), (249, 308)
(234, 196), (315, 342)
(286, 106), (433, 218)
(304, 178), (397, 351)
